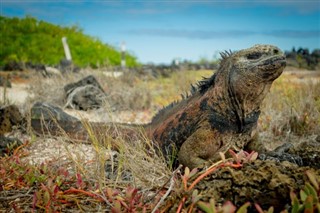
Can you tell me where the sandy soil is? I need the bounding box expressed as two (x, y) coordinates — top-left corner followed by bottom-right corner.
(0, 83), (31, 105)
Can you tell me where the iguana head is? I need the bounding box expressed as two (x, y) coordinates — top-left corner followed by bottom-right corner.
(214, 44), (286, 132)
(227, 44), (286, 83)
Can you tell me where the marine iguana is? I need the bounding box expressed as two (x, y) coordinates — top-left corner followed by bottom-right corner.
(146, 44), (286, 168)
(30, 44), (288, 169)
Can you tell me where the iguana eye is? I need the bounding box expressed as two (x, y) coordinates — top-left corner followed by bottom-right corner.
(247, 52), (262, 60)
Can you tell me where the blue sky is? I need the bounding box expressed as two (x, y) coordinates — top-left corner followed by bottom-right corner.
(1, 1), (320, 64)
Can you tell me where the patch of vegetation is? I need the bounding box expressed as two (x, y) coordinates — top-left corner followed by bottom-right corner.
(260, 74), (320, 140)
(0, 15), (139, 68)
(2, 142), (318, 212)
(286, 47), (320, 70)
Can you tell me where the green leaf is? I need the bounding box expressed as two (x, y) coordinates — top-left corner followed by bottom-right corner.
(43, 190), (50, 204)
(197, 199), (215, 213)
(191, 189), (201, 204)
(303, 196), (314, 213)
(221, 201), (236, 213)
(248, 151), (259, 162)
(184, 167), (190, 177)
(267, 206), (274, 213)
(304, 183), (318, 202)
(290, 192), (301, 213)
(290, 191), (300, 206)
(111, 200), (122, 213)
(29, 176), (36, 185)
(306, 170), (319, 191)
(197, 202), (211, 213)
(189, 168), (199, 179)
(209, 198), (216, 212)
(236, 202), (250, 213)
(300, 189), (308, 202)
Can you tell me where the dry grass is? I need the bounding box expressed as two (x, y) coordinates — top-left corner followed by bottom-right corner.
(259, 73), (320, 149)
(26, 69), (212, 113)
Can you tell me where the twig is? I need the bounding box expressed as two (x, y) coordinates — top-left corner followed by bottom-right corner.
(63, 187), (104, 201)
(0, 188), (33, 200)
(144, 173), (171, 204)
(0, 193), (33, 201)
(176, 196), (186, 213)
(3, 74), (8, 104)
(151, 165), (182, 213)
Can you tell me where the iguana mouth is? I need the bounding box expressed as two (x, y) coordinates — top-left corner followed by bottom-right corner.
(259, 55), (286, 70)
(256, 55), (286, 80)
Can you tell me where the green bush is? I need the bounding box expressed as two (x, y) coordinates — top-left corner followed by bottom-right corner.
(0, 15), (139, 68)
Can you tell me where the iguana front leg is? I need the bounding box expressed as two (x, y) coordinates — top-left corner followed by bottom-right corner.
(178, 128), (219, 169)
(178, 122), (227, 169)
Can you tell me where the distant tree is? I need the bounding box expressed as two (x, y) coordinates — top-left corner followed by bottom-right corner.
(285, 47), (319, 70)
(311, 49), (320, 58)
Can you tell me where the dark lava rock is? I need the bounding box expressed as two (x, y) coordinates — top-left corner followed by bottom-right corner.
(64, 75), (106, 110)
(165, 139), (320, 212)
(0, 105), (23, 135)
(59, 59), (80, 73)
(289, 140), (320, 169)
(0, 136), (22, 156)
(25, 62), (46, 72)
(3, 61), (24, 71)
(0, 76), (11, 88)
(197, 160), (318, 211)
(65, 85), (107, 110)
(0, 105), (24, 155)
(64, 75), (104, 93)
(31, 102), (79, 122)
(30, 102), (82, 135)
(60, 59), (73, 73)
(166, 160), (320, 212)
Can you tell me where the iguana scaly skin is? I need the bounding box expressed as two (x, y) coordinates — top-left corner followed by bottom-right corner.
(146, 44), (286, 168)
(31, 44), (286, 169)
